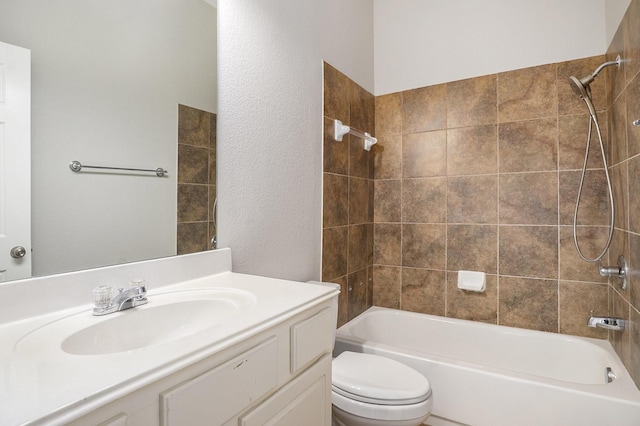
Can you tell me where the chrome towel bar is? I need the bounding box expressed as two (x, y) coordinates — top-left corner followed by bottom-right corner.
(69, 160), (168, 177)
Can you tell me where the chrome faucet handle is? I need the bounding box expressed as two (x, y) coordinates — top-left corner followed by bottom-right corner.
(130, 278), (147, 290)
(92, 285), (115, 309)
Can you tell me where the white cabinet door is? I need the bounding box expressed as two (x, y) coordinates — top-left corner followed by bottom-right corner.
(0, 40), (31, 282)
(239, 355), (332, 426)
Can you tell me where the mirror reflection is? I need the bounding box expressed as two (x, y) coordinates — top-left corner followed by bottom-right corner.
(0, 0), (217, 282)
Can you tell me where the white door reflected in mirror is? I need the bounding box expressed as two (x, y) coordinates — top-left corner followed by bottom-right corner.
(0, 40), (31, 281)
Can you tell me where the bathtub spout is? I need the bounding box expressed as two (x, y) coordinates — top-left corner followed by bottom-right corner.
(587, 313), (625, 331)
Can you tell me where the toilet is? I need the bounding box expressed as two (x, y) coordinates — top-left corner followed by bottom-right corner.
(331, 351), (433, 426)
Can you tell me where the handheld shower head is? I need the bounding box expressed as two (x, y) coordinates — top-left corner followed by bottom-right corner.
(569, 55), (621, 115)
(569, 75), (591, 99)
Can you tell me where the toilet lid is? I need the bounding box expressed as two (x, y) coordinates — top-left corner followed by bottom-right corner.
(332, 352), (431, 405)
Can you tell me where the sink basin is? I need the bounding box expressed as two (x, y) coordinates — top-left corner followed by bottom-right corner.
(15, 288), (257, 356)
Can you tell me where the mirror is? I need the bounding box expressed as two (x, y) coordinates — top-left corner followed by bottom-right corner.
(0, 0), (217, 281)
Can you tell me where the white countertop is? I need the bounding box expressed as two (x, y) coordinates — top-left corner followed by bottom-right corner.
(0, 250), (337, 425)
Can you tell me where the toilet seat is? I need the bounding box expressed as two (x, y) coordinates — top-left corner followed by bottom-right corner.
(332, 352), (431, 405)
(331, 352), (432, 423)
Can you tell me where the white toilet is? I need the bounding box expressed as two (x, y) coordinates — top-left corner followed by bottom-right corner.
(331, 351), (433, 426)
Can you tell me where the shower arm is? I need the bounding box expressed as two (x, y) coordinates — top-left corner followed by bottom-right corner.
(592, 56), (621, 77)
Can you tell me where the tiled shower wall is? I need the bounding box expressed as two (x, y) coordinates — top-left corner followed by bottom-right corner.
(322, 63), (375, 326)
(604, 0), (640, 388)
(323, 0), (640, 386)
(371, 56), (613, 339)
(177, 104), (217, 254)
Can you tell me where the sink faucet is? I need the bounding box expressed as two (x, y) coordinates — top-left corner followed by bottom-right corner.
(92, 280), (148, 316)
(587, 311), (625, 331)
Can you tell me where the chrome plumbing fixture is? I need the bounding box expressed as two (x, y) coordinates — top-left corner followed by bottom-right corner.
(569, 57), (622, 264)
(588, 311), (625, 332)
(605, 367), (617, 383)
(599, 255), (628, 290)
(92, 279), (148, 316)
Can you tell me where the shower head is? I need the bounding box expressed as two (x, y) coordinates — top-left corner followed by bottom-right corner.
(569, 75), (591, 99)
(569, 55), (621, 115)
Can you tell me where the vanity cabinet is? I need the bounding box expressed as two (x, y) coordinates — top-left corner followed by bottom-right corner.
(67, 301), (334, 426)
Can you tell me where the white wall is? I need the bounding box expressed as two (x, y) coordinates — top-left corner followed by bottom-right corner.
(374, 0), (608, 94)
(605, 0), (632, 45)
(217, 0), (374, 281)
(0, 0), (216, 276)
(218, 0), (631, 281)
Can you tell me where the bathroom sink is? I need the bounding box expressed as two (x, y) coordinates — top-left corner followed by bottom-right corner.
(15, 288), (257, 356)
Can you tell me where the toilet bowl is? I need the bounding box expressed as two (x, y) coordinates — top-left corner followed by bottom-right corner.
(331, 351), (433, 426)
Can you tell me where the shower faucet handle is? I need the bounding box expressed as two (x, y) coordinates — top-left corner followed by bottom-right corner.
(598, 255), (628, 290)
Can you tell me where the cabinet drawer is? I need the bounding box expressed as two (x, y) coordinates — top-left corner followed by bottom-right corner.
(290, 308), (334, 373)
(161, 337), (278, 425)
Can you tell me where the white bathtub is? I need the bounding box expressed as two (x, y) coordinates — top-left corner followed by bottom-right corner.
(333, 306), (640, 426)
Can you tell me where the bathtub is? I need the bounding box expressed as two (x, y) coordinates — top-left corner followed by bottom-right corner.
(333, 306), (640, 426)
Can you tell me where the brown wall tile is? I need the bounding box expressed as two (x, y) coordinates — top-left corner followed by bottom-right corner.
(374, 224), (402, 266)
(374, 180), (401, 223)
(376, 92), (403, 136)
(610, 95), (628, 166)
(373, 265), (401, 309)
(350, 135), (370, 179)
(323, 173), (349, 228)
(499, 226), (558, 279)
(324, 62), (350, 123)
(558, 170), (609, 226)
(447, 175), (497, 224)
(611, 287), (631, 368)
(498, 118), (558, 172)
(322, 63), (375, 323)
(628, 156), (640, 233)
(611, 161), (629, 232)
(349, 224), (369, 272)
(177, 222), (209, 255)
(178, 144), (209, 184)
(401, 268), (445, 316)
(559, 281), (608, 338)
(607, 21), (627, 103)
(322, 226), (348, 280)
(559, 226), (609, 283)
(447, 125), (497, 176)
(630, 232), (640, 311)
(446, 273), (497, 323)
(324, 117), (349, 174)
(348, 268), (368, 320)
(402, 177), (446, 223)
(498, 64), (557, 122)
(558, 114), (606, 171)
(402, 224), (446, 269)
(373, 134), (402, 179)
(447, 225), (498, 274)
(349, 177), (370, 224)
(630, 307), (640, 388)
(626, 75), (640, 157)
(402, 84), (447, 133)
(499, 172), (558, 225)
(402, 131), (447, 178)
(447, 75), (497, 127)
(178, 104), (210, 147)
(177, 184), (208, 222)
(499, 276), (558, 332)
